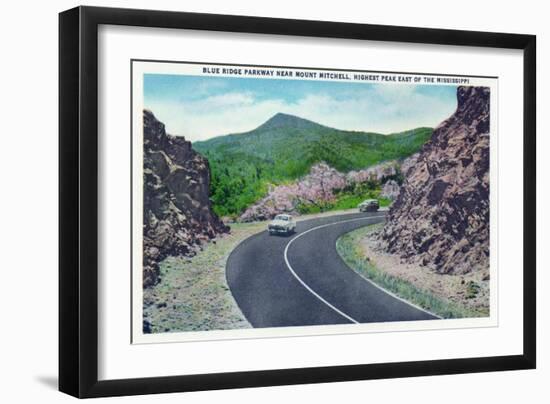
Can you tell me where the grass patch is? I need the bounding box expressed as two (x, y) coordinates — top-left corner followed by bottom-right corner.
(336, 225), (487, 319)
(465, 281), (481, 299)
(297, 189), (391, 215)
(332, 192), (391, 211)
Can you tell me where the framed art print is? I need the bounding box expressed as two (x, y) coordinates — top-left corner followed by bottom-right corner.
(59, 6), (536, 398)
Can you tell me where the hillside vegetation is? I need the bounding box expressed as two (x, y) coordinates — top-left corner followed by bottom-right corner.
(193, 113), (432, 217)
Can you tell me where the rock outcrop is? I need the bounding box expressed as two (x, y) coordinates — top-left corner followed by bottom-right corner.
(381, 86), (490, 275)
(380, 180), (401, 200)
(143, 110), (228, 288)
(346, 160), (399, 185)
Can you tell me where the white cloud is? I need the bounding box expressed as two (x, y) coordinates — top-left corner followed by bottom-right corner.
(192, 92), (256, 109)
(145, 85), (457, 141)
(146, 95), (288, 140)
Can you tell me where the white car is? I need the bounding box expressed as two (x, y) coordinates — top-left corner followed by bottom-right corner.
(268, 214), (296, 235)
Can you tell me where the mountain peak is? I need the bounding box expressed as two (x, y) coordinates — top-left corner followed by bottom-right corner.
(257, 113), (322, 131)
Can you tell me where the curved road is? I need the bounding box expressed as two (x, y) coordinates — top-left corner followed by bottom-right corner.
(226, 212), (436, 328)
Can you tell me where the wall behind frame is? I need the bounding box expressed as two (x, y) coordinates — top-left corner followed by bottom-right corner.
(0, 0), (545, 403)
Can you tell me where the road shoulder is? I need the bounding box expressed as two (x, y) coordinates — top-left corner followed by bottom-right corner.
(336, 224), (490, 318)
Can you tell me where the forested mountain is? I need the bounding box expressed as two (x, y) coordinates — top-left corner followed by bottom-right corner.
(193, 113), (432, 217)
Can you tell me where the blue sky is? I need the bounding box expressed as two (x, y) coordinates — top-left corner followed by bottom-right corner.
(144, 74), (457, 142)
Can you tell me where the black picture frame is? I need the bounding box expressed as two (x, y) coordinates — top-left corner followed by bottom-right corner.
(59, 5), (536, 398)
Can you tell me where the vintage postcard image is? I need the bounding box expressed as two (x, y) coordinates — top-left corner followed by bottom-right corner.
(131, 61), (498, 343)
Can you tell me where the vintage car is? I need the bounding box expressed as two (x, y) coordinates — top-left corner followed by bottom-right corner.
(268, 214), (297, 235)
(358, 199), (380, 212)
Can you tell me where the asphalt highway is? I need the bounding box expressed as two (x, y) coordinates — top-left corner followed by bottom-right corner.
(226, 211), (437, 328)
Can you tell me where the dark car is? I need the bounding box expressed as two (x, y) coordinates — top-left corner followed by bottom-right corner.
(358, 199), (379, 212)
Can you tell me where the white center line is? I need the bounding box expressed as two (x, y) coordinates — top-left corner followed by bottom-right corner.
(283, 216), (386, 324)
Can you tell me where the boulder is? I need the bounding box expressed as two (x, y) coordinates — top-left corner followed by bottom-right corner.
(380, 180), (401, 200)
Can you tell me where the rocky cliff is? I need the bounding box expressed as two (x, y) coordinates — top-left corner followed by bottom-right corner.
(381, 86), (490, 275)
(143, 110), (228, 288)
